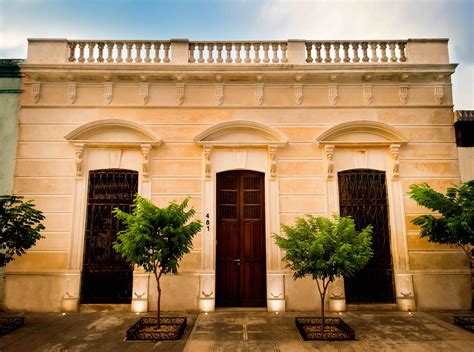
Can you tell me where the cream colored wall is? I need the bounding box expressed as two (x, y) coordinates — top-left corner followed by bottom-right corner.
(6, 75), (469, 312)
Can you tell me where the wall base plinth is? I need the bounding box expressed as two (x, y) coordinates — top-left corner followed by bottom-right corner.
(61, 297), (79, 312)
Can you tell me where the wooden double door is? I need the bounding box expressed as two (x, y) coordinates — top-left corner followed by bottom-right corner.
(216, 171), (267, 307)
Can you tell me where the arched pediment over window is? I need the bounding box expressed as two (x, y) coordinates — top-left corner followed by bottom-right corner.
(193, 120), (288, 147)
(64, 119), (163, 147)
(315, 120), (407, 147)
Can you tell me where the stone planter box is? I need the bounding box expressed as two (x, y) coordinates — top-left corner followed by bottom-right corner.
(126, 317), (186, 341)
(0, 317), (25, 335)
(295, 317), (355, 341)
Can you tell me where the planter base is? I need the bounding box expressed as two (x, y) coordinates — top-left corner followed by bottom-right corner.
(295, 317), (355, 341)
(0, 317), (25, 335)
(126, 317), (186, 341)
(454, 316), (474, 333)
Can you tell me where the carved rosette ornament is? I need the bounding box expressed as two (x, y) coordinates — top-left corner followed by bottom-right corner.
(323, 144), (335, 180)
(140, 144), (151, 178)
(203, 145), (212, 178)
(176, 83), (185, 105)
(67, 82), (77, 104)
(268, 145), (277, 179)
(31, 82), (41, 103)
(255, 83), (264, 105)
(434, 85), (444, 104)
(328, 85), (338, 105)
(363, 85), (373, 105)
(104, 83), (113, 104)
(390, 144), (400, 179)
(215, 84), (224, 105)
(399, 85), (408, 105)
(74, 143), (84, 176)
(294, 84), (303, 105)
(139, 83), (149, 105)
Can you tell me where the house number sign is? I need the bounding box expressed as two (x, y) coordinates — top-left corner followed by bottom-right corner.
(205, 213), (210, 231)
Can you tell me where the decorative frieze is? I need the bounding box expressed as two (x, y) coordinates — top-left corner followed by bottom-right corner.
(31, 82), (41, 103)
(139, 83), (149, 105)
(328, 85), (338, 105)
(323, 144), (335, 180)
(268, 145), (277, 178)
(141, 144), (151, 178)
(203, 145), (212, 178)
(74, 143), (84, 176)
(399, 85), (408, 104)
(434, 85), (444, 104)
(255, 83), (264, 105)
(67, 82), (76, 104)
(363, 85), (373, 105)
(294, 84), (303, 105)
(176, 82), (185, 105)
(104, 82), (113, 104)
(390, 144), (400, 179)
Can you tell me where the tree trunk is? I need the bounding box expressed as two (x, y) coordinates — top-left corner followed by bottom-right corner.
(154, 270), (162, 329)
(316, 278), (331, 332)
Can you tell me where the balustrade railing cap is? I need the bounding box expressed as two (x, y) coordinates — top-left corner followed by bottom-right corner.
(170, 38), (189, 43)
(407, 38), (449, 42)
(28, 38), (67, 42)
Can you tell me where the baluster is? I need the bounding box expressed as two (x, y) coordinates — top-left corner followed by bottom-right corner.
(198, 43), (205, 63)
(116, 42), (124, 63)
(324, 43), (332, 63)
(207, 43), (215, 63)
(398, 42), (407, 62)
(333, 42), (341, 63)
(305, 43), (313, 63)
(125, 43), (133, 63)
(144, 42), (152, 63)
(135, 42), (143, 63)
(225, 43), (233, 63)
(244, 43), (251, 63)
(106, 42), (114, 63)
(87, 42), (95, 63)
(153, 42), (162, 63)
(68, 42), (76, 62)
(388, 42), (397, 62)
(342, 43), (350, 63)
(189, 43), (196, 63)
(281, 43), (288, 63)
(361, 42), (369, 62)
(370, 42), (379, 62)
(216, 44), (223, 63)
(379, 42), (388, 62)
(78, 43), (86, 63)
(272, 43), (279, 63)
(315, 43), (322, 63)
(97, 42), (105, 63)
(235, 43), (242, 63)
(263, 43), (270, 63)
(163, 42), (170, 63)
(253, 43), (261, 63)
(352, 42), (360, 63)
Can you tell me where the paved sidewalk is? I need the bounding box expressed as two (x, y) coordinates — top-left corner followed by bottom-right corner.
(0, 310), (473, 351)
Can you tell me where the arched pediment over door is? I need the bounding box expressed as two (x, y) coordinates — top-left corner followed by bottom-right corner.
(65, 119), (163, 177)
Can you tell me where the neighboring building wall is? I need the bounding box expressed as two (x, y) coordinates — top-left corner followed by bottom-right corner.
(454, 110), (474, 182)
(4, 38), (470, 312)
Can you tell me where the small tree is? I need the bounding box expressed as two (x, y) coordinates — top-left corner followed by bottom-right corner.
(274, 214), (372, 330)
(408, 181), (474, 260)
(0, 195), (45, 267)
(113, 195), (202, 328)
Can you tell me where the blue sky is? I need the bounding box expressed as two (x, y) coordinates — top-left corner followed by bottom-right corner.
(1, 0), (472, 109)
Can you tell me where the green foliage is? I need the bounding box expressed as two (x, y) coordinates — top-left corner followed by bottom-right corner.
(408, 181), (474, 259)
(113, 195), (202, 275)
(0, 195), (45, 267)
(274, 214), (373, 283)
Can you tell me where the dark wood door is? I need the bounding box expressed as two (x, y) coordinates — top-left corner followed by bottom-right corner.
(216, 171), (266, 307)
(80, 169), (137, 304)
(338, 169), (394, 303)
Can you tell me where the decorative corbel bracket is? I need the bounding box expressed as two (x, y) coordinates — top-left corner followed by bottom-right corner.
(215, 83), (224, 106)
(363, 85), (373, 105)
(139, 83), (149, 105)
(328, 85), (338, 106)
(323, 144), (335, 180)
(203, 145), (212, 178)
(176, 82), (185, 105)
(74, 143), (84, 176)
(256, 83), (264, 105)
(399, 85), (408, 105)
(67, 82), (77, 104)
(434, 85), (444, 104)
(104, 82), (113, 104)
(31, 82), (41, 103)
(268, 145), (277, 179)
(294, 84), (303, 105)
(390, 144), (400, 179)
(140, 144), (151, 178)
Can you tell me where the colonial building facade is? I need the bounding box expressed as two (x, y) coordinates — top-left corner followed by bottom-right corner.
(4, 38), (470, 313)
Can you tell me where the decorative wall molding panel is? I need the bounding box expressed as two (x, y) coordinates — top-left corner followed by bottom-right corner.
(363, 85), (373, 105)
(104, 82), (113, 104)
(329, 85), (338, 105)
(399, 85), (408, 105)
(139, 83), (149, 105)
(30, 82), (41, 103)
(67, 82), (76, 104)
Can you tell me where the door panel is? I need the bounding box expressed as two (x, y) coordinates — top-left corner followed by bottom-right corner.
(80, 169), (137, 304)
(216, 171), (266, 307)
(338, 169), (394, 303)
